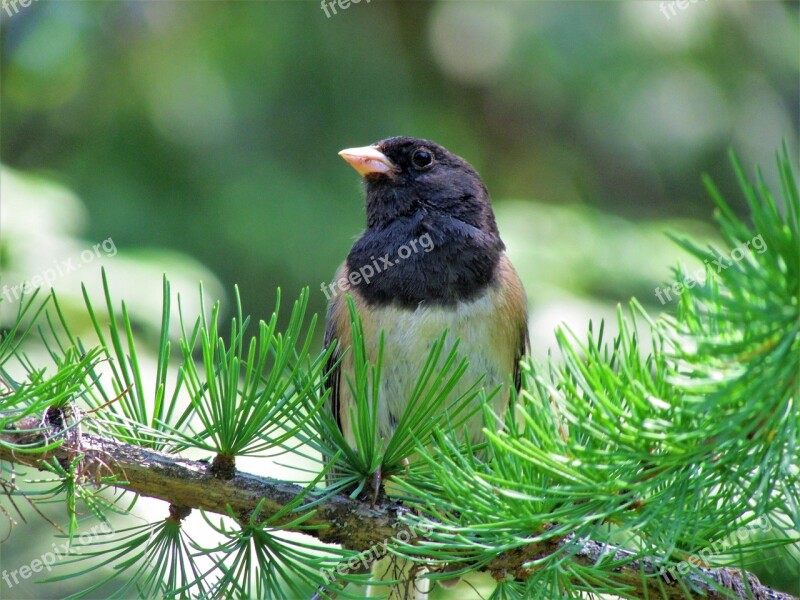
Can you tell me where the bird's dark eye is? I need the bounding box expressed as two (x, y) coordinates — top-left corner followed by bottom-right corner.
(411, 148), (433, 169)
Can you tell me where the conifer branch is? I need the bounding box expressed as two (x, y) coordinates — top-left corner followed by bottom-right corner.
(1, 415), (795, 600)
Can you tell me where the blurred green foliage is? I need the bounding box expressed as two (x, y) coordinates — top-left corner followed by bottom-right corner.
(2, 0), (797, 334)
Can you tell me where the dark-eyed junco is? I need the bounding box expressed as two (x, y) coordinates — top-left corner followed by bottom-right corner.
(325, 134), (528, 458)
(324, 136), (528, 598)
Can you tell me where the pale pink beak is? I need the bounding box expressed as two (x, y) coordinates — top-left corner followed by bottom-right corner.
(338, 145), (397, 177)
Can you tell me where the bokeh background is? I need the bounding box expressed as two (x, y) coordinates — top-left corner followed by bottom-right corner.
(1, 0), (798, 598)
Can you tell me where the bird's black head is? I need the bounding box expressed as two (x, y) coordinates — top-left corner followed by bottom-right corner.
(339, 136), (500, 236)
(338, 137), (505, 307)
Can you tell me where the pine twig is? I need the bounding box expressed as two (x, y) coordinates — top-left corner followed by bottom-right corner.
(1, 414), (795, 600)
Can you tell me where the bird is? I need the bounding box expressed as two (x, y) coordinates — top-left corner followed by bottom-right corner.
(323, 136), (529, 599)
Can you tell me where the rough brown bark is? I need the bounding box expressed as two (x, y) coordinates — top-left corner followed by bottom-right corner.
(0, 415), (796, 600)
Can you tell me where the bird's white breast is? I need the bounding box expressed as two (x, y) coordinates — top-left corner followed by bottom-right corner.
(360, 289), (513, 442)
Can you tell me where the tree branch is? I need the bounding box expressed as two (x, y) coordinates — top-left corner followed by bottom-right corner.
(0, 416), (795, 600)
